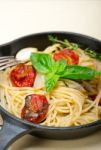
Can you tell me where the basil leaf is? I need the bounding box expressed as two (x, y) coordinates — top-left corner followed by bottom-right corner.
(61, 65), (100, 80)
(52, 59), (67, 74)
(45, 73), (60, 92)
(30, 53), (54, 74)
(30, 51), (101, 93)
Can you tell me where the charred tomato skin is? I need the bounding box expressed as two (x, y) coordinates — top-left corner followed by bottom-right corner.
(21, 94), (49, 123)
(10, 64), (36, 87)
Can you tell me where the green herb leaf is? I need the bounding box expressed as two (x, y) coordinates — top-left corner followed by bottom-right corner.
(48, 35), (58, 44)
(52, 59), (67, 74)
(61, 65), (100, 80)
(48, 35), (80, 50)
(85, 48), (101, 61)
(48, 35), (101, 61)
(45, 73), (60, 92)
(30, 52), (101, 93)
(30, 53), (54, 74)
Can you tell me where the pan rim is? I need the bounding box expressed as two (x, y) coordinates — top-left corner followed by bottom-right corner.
(0, 31), (101, 48)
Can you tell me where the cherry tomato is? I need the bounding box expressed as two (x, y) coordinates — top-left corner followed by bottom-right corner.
(53, 49), (79, 65)
(21, 94), (49, 123)
(10, 64), (36, 87)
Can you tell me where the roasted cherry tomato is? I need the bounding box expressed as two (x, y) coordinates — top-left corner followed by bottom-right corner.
(10, 64), (36, 87)
(53, 49), (79, 65)
(21, 94), (49, 123)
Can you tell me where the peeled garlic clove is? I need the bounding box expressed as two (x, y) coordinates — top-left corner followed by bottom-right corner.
(16, 47), (38, 61)
(34, 73), (45, 89)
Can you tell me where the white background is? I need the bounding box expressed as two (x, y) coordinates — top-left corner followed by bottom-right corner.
(0, 0), (101, 150)
(0, 0), (101, 45)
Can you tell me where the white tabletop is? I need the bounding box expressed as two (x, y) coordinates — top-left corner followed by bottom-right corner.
(9, 131), (101, 150)
(0, 0), (101, 150)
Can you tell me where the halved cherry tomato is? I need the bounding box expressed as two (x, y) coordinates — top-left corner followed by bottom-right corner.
(10, 64), (36, 87)
(21, 94), (49, 123)
(53, 49), (79, 65)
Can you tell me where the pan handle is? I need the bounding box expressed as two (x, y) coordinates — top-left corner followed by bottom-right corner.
(0, 114), (34, 150)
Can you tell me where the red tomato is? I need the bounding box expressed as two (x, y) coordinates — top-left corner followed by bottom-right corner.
(10, 64), (36, 87)
(21, 94), (49, 123)
(53, 49), (79, 65)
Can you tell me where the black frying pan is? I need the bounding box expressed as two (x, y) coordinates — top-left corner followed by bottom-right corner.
(0, 31), (101, 150)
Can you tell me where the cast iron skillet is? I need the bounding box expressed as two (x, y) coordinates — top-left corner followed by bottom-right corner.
(0, 31), (101, 150)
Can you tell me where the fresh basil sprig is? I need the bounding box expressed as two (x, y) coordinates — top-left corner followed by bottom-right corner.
(30, 53), (101, 92)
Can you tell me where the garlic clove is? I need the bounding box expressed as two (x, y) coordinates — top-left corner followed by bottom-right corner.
(16, 47), (38, 61)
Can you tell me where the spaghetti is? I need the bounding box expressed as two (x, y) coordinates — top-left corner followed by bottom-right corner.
(0, 42), (101, 127)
